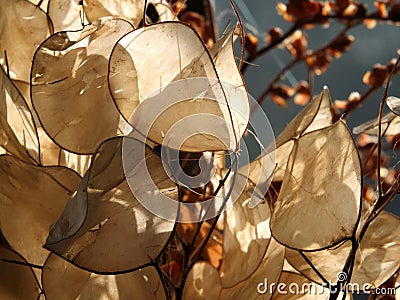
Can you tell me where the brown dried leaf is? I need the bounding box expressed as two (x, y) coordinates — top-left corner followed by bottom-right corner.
(271, 84), (295, 107)
(342, 3), (367, 17)
(362, 64), (387, 88)
(306, 52), (331, 75)
(357, 133), (378, 147)
(334, 100), (349, 111)
(327, 34), (354, 58)
(388, 3), (400, 21)
(286, 0), (323, 21)
(336, 0), (351, 12)
(286, 30), (307, 59)
(364, 18), (377, 29)
(267, 27), (283, 45)
(271, 121), (361, 250)
(245, 33), (258, 57)
(294, 81), (311, 106)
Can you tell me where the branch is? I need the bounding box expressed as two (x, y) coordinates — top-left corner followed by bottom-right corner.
(256, 24), (351, 105)
(241, 8), (393, 74)
(241, 22), (302, 73)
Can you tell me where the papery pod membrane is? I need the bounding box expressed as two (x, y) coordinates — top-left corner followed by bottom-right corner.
(45, 137), (178, 273)
(275, 87), (332, 148)
(271, 121), (361, 251)
(43, 254), (166, 299)
(386, 96), (400, 116)
(109, 22), (249, 152)
(220, 237), (285, 299)
(286, 212), (400, 290)
(0, 0), (51, 82)
(0, 155), (81, 267)
(37, 127), (91, 176)
(353, 112), (400, 136)
(247, 87), (332, 187)
(84, 0), (145, 27)
(0, 67), (40, 163)
(183, 261), (222, 300)
(219, 174), (271, 288)
(48, 0), (85, 32)
(0, 246), (41, 300)
(31, 17), (133, 154)
(209, 24), (248, 122)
